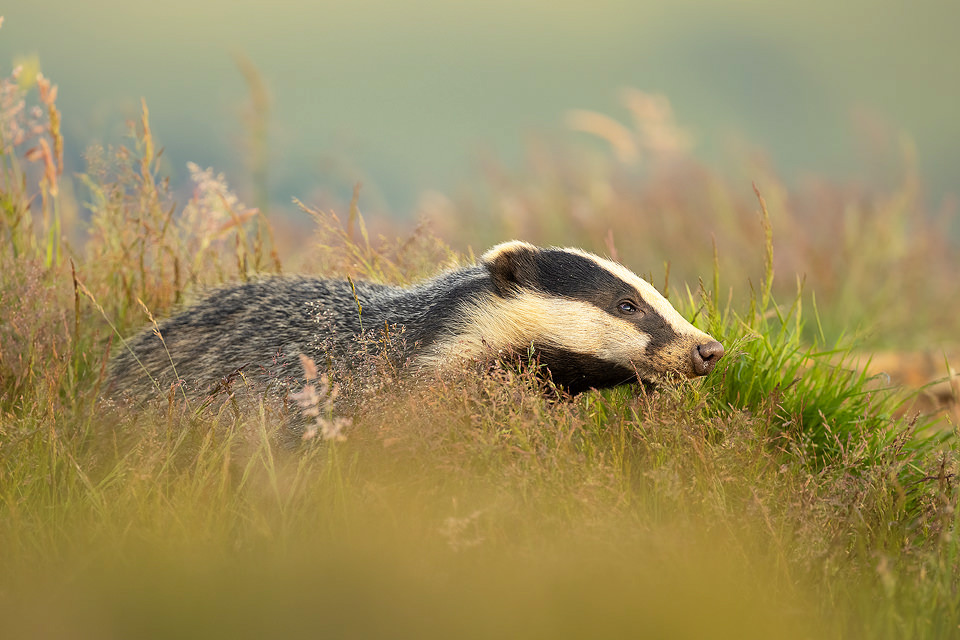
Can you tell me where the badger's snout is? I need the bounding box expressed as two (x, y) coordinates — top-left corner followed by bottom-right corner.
(691, 340), (724, 376)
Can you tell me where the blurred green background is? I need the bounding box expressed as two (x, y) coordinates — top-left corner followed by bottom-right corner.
(2, 0), (957, 212)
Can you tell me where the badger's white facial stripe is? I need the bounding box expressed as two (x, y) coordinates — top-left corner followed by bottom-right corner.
(418, 292), (651, 368)
(561, 247), (713, 344)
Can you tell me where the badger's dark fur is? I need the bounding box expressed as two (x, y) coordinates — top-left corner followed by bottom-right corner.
(108, 241), (723, 398)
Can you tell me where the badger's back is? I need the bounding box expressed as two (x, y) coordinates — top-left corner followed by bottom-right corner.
(108, 277), (390, 397)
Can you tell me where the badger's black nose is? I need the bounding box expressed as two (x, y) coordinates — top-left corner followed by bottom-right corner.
(691, 341), (724, 376)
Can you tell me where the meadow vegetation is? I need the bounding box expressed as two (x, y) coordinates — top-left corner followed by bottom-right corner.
(2, 40), (960, 639)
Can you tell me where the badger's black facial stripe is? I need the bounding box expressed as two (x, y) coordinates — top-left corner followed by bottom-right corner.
(636, 309), (681, 357)
(529, 250), (632, 302)
(487, 245), (631, 301)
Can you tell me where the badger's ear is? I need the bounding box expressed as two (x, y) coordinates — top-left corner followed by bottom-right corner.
(481, 241), (540, 295)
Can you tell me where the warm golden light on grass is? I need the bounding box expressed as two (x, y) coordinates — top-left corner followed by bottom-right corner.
(1, 19), (958, 639)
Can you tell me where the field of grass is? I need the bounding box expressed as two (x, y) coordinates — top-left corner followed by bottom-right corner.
(2, 44), (960, 639)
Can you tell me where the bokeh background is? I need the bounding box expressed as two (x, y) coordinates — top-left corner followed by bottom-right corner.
(2, 0), (958, 214)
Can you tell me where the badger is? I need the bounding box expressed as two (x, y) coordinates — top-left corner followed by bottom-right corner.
(107, 241), (724, 398)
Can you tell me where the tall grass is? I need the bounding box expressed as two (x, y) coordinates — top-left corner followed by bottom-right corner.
(0, 45), (958, 639)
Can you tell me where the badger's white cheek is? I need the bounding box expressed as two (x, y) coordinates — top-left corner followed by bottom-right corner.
(536, 301), (650, 365)
(595, 323), (651, 365)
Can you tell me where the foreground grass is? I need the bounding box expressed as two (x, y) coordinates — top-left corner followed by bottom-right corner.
(2, 47), (959, 639)
(1, 361), (956, 639)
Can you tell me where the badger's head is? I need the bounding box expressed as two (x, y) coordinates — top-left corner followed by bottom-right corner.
(436, 240), (724, 393)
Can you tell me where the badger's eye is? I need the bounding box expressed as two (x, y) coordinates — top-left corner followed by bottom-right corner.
(617, 300), (640, 315)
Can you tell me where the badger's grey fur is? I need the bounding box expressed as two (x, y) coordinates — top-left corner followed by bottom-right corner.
(108, 241), (724, 398)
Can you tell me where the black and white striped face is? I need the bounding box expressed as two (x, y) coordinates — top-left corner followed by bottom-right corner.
(426, 241), (724, 393)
